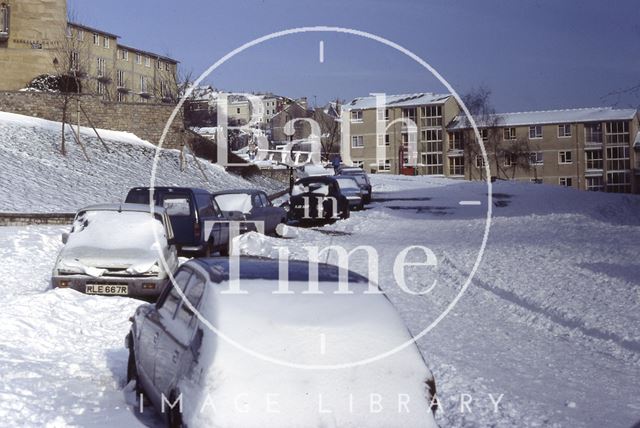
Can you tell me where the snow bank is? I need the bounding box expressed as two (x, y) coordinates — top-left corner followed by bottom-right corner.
(0, 111), (282, 213)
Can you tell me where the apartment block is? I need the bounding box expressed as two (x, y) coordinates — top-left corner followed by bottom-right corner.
(344, 93), (460, 174)
(346, 93), (640, 194)
(448, 108), (640, 193)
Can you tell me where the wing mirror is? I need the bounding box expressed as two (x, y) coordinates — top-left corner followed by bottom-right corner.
(61, 232), (69, 244)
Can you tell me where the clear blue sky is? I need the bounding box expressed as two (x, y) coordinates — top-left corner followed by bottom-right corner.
(69, 0), (640, 112)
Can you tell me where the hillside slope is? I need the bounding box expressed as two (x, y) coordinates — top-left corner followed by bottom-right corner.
(0, 111), (280, 213)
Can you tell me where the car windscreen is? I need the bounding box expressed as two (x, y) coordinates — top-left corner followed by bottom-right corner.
(67, 210), (168, 252)
(125, 190), (150, 204)
(336, 178), (359, 190)
(214, 193), (253, 214)
(351, 175), (368, 186)
(292, 182), (330, 196)
(161, 195), (192, 216)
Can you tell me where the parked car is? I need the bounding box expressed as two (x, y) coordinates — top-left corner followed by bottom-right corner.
(335, 175), (365, 210)
(126, 257), (438, 428)
(294, 163), (334, 179)
(211, 189), (287, 236)
(125, 187), (229, 257)
(338, 168), (372, 203)
(51, 204), (179, 299)
(289, 176), (350, 224)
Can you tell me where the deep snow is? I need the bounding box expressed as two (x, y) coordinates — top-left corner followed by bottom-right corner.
(1, 174), (639, 427)
(0, 112), (281, 213)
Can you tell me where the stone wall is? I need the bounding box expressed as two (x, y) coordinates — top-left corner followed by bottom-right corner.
(0, 91), (185, 148)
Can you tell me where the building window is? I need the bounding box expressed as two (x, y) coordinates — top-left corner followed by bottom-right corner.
(157, 60), (162, 70)
(93, 33), (100, 45)
(529, 125), (543, 139)
(449, 157), (464, 176)
(478, 129), (489, 142)
(77, 30), (84, 41)
(559, 177), (572, 187)
(528, 152), (544, 165)
(140, 75), (147, 93)
(606, 146), (630, 171)
(558, 150), (572, 164)
(119, 49), (128, 61)
(423, 153), (443, 175)
(96, 58), (106, 77)
(350, 110), (363, 123)
(1, 3), (10, 36)
(351, 135), (364, 148)
(66, 25), (72, 38)
(503, 127), (516, 140)
(377, 134), (390, 146)
(103, 37), (110, 49)
(605, 121), (629, 145)
(530, 178), (543, 184)
(97, 81), (106, 96)
(586, 176), (604, 192)
(401, 108), (417, 125)
(558, 124), (571, 138)
(448, 132), (463, 151)
(136, 53), (142, 64)
(585, 123), (603, 144)
(420, 105), (442, 127)
(377, 159), (391, 171)
(377, 108), (390, 121)
(70, 50), (80, 71)
(503, 154), (516, 167)
(606, 171), (631, 193)
(117, 91), (127, 102)
(165, 62), (170, 71)
(116, 70), (126, 87)
(585, 149), (603, 170)
(145, 56), (151, 67)
(421, 129), (442, 143)
(475, 155), (486, 168)
(352, 160), (364, 168)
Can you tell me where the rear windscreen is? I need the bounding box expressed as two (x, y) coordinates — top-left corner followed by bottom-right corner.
(162, 196), (192, 216)
(125, 190), (150, 204)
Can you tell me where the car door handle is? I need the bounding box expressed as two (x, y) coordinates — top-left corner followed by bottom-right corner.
(153, 332), (159, 344)
(172, 350), (180, 364)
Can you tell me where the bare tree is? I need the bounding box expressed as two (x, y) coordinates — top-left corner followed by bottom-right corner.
(461, 86), (532, 180)
(312, 101), (342, 161)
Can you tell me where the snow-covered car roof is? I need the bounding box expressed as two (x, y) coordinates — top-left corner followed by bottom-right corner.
(77, 203), (168, 215)
(178, 257), (436, 427)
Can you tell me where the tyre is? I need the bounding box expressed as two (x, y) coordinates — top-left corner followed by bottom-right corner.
(126, 344), (142, 394)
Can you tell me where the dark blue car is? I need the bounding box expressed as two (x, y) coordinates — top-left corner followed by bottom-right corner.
(125, 187), (229, 257)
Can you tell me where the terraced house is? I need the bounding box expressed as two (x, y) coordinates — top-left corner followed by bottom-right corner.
(0, 0), (178, 102)
(345, 93), (640, 194)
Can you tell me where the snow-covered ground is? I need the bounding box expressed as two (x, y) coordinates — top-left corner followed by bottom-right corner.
(0, 112), (281, 213)
(1, 174), (638, 427)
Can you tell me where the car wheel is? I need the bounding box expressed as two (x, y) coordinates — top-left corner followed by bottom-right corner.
(358, 202), (365, 211)
(168, 391), (184, 428)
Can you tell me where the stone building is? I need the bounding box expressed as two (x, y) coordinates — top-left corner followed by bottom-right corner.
(0, 0), (178, 101)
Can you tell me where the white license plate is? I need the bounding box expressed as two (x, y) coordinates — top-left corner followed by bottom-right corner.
(86, 284), (128, 295)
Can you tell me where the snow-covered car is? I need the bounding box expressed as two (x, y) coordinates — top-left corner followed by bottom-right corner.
(52, 204), (179, 299)
(289, 176), (350, 224)
(126, 257), (438, 428)
(295, 163), (335, 179)
(338, 168), (372, 203)
(335, 175), (365, 210)
(211, 189), (287, 236)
